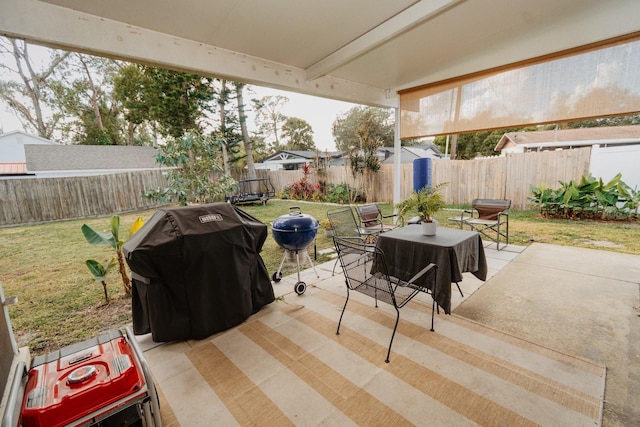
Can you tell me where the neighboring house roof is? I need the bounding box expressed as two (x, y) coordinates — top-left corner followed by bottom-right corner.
(262, 150), (341, 163)
(377, 144), (443, 156)
(495, 125), (640, 152)
(24, 145), (160, 172)
(410, 144), (443, 156)
(341, 144), (444, 165)
(382, 147), (438, 164)
(262, 150), (315, 162)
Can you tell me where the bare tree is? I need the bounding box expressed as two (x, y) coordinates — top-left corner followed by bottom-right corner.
(58, 53), (125, 144)
(76, 53), (104, 132)
(218, 79), (231, 173)
(0, 37), (70, 139)
(235, 83), (256, 179)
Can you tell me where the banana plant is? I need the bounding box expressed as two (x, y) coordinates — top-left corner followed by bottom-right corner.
(81, 215), (145, 295)
(530, 173), (631, 220)
(529, 183), (562, 216)
(617, 182), (640, 219)
(85, 259), (117, 304)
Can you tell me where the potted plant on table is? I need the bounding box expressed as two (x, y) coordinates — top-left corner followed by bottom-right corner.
(396, 183), (447, 235)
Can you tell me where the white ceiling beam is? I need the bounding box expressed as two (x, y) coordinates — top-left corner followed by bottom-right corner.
(0, 0), (396, 108)
(305, 0), (462, 82)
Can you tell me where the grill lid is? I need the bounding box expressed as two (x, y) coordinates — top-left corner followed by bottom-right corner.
(271, 207), (319, 251)
(272, 210), (319, 233)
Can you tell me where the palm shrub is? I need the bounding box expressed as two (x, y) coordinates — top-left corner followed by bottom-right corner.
(396, 183), (448, 223)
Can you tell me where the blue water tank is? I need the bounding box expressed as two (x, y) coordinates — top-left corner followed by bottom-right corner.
(413, 157), (432, 192)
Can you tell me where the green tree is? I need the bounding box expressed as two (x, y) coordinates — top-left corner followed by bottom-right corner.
(113, 64), (154, 145)
(332, 106), (394, 152)
(349, 125), (382, 202)
(282, 117), (315, 151)
(240, 134), (270, 164)
(434, 127), (536, 159)
(52, 53), (129, 145)
(565, 114), (640, 128)
(145, 133), (227, 205)
(252, 94), (288, 152)
(143, 67), (216, 139)
(70, 103), (124, 145)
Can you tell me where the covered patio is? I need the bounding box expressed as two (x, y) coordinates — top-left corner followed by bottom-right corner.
(2, 0), (640, 206)
(136, 241), (639, 425)
(2, 1), (640, 425)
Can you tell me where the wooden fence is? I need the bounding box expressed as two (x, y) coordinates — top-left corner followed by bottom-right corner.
(0, 170), (169, 226)
(1, 148), (591, 226)
(252, 147), (591, 210)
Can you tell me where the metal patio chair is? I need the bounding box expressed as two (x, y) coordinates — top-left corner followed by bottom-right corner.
(453, 199), (511, 250)
(327, 206), (361, 240)
(354, 203), (403, 239)
(327, 207), (368, 275)
(333, 237), (437, 363)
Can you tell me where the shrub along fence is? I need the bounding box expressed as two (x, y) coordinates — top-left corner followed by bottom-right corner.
(0, 170), (169, 226)
(252, 147), (591, 210)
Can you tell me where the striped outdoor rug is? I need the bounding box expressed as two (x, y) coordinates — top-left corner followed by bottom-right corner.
(146, 286), (605, 426)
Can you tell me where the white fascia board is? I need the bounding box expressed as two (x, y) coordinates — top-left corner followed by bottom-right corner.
(264, 159), (309, 165)
(520, 138), (640, 149)
(306, 0), (461, 81)
(0, 0), (395, 108)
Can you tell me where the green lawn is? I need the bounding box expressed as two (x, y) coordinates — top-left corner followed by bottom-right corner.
(1, 199), (638, 355)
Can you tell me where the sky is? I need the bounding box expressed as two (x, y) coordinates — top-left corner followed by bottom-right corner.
(245, 86), (358, 152)
(0, 40), (360, 152)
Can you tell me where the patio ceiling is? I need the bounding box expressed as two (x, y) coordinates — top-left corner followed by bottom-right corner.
(1, 0), (640, 108)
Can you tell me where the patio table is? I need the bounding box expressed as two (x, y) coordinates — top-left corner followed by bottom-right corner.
(375, 225), (487, 314)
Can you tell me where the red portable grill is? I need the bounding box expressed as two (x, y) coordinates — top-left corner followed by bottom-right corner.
(19, 327), (161, 427)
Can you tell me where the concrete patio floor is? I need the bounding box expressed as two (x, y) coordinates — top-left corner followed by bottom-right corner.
(136, 241), (639, 426)
(454, 243), (640, 426)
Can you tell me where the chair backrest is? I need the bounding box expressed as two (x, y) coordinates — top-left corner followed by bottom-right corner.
(327, 207), (360, 238)
(355, 204), (381, 229)
(333, 237), (395, 306)
(472, 199), (511, 220)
